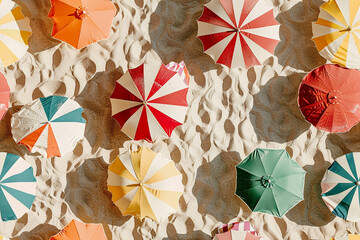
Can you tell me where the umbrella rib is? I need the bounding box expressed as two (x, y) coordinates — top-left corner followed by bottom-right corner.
(86, 15), (109, 37)
(274, 184), (304, 199)
(236, 167), (264, 178)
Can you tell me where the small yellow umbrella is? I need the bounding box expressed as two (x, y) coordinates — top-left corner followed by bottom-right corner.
(0, 0), (32, 67)
(107, 147), (183, 222)
(312, 0), (360, 68)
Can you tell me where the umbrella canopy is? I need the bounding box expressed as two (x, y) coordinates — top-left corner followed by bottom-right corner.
(11, 95), (86, 158)
(197, 0), (280, 69)
(0, 73), (10, 120)
(321, 152), (360, 222)
(50, 219), (107, 240)
(236, 148), (305, 217)
(107, 147), (183, 222)
(0, 236), (9, 240)
(48, 0), (116, 49)
(0, 0), (31, 67)
(312, 0), (360, 68)
(298, 64), (360, 133)
(0, 153), (36, 222)
(332, 235), (360, 240)
(213, 221), (262, 240)
(110, 61), (189, 142)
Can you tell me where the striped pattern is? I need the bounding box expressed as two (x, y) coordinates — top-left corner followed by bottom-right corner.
(0, 73), (10, 120)
(11, 96), (86, 158)
(214, 221), (263, 240)
(50, 219), (107, 240)
(0, 0), (31, 67)
(110, 62), (189, 142)
(197, 0), (280, 69)
(165, 61), (190, 85)
(0, 236), (10, 240)
(322, 152), (360, 221)
(107, 147), (183, 222)
(0, 153), (36, 222)
(312, 0), (360, 68)
(332, 234), (360, 240)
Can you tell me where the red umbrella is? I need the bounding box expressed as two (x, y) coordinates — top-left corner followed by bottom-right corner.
(298, 64), (360, 133)
(0, 73), (10, 120)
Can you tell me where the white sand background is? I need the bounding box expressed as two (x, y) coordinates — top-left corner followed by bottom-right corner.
(0, 0), (359, 239)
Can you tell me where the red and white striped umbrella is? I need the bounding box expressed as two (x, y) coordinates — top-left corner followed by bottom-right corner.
(110, 61), (189, 142)
(197, 0), (280, 69)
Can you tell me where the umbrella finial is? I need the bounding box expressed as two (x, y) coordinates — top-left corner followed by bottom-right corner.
(356, 181), (360, 186)
(260, 175), (275, 188)
(327, 90), (342, 104)
(75, 6), (89, 20)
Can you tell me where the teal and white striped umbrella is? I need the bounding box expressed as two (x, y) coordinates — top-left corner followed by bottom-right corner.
(0, 153), (36, 221)
(322, 152), (360, 221)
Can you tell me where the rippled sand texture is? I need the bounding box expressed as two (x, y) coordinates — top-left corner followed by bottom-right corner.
(0, 0), (358, 239)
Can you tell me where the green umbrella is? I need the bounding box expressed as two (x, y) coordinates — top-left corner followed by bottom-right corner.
(235, 148), (306, 217)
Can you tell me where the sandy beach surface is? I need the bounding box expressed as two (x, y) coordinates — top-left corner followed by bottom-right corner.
(0, 0), (358, 239)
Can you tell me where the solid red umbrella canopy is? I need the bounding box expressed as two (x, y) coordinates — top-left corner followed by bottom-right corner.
(298, 64), (360, 133)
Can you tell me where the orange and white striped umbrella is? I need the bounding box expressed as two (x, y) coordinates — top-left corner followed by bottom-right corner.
(0, 0), (31, 67)
(110, 61), (189, 142)
(107, 147), (183, 222)
(312, 0), (360, 68)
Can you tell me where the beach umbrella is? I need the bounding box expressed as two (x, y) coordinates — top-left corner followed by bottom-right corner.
(0, 153), (36, 222)
(107, 147), (183, 222)
(213, 221), (262, 240)
(332, 235), (360, 240)
(236, 148), (305, 217)
(0, 0), (32, 67)
(197, 0), (280, 69)
(0, 73), (10, 120)
(48, 0), (116, 49)
(11, 95), (86, 158)
(312, 0), (360, 68)
(321, 152), (360, 222)
(298, 64), (360, 133)
(110, 61), (189, 142)
(50, 219), (107, 240)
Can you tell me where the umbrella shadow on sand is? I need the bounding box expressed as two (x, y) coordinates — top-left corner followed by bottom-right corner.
(249, 74), (310, 143)
(193, 151), (251, 225)
(274, 0), (326, 71)
(64, 157), (133, 236)
(75, 64), (129, 152)
(286, 151), (335, 226)
(14, 0), (61, 53)
(11, 223), (60, 240)
(149, 0), (219, 87)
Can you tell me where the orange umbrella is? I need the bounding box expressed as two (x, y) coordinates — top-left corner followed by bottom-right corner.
(48, 0), (116, 49)
(50, 219), (107, 240)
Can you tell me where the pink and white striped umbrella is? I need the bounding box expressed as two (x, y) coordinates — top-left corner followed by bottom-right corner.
(110, 61), (189, 142)
(197, 0), (280, 69)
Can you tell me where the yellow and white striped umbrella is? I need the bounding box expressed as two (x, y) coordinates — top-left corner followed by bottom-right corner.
(0, 0), (31, 67)
(107, 147), (183, 222)
(312, 0), (360, 68)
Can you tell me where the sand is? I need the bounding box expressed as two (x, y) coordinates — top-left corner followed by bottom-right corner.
(0, 0), (359, 239)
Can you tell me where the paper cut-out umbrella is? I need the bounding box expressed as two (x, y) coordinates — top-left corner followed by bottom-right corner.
(110, 61), (189, 142)
(50, 219), (107, 240)
(312, 0), (360, 68)
(0, 73), (10, 120)
(236, 148), (305, 217)
(48, 0), (116, 49)
(213, 221), (263, 240)
(11, 95), (86, 158)
(197, 0), (280, 69)
(0, 0), (32, 67)
(321, 152), (360, 221)
(298, 64), (360, 133)
(332, 234), (360, 240)
(107, 147), (183, 222)
(0, 153), (36, 222)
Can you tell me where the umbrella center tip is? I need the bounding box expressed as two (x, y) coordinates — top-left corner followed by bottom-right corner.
(75, 6), (89, 20)
(260, 175), (275, 188)
(327, 90), (342, 104)
(356, 181), (360, 186)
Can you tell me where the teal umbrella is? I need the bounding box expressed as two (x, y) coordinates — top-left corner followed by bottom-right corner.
(236, 148), (306, 217)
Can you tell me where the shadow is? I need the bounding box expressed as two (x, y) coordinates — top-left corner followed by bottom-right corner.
(249, 74), (310, 143)
(193, 152), (251, 224)
(64, 157), (132, 227)
(14, 0), (61, 53)
(286, 151), (335, 226)
(11, 223), (59, 240)
(163, 218), (211, 239)
(149, 0), (219, 80)
(325, 122), (360, 160)
(275, 0), (326, 71)
(75, 63), (129, 152)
